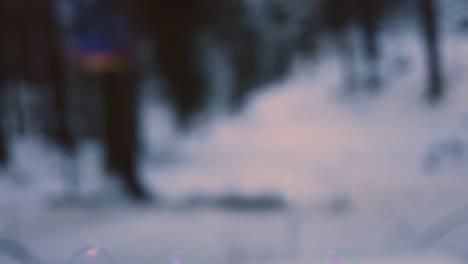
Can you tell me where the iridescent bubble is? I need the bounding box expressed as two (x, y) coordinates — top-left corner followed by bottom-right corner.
(314, 250), (358, 264)
(169, 250), (185, 264)
(68, 246), (113, 264)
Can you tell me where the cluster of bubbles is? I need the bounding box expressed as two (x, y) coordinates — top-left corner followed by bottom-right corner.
(67, 247), (188, 264)
(169, 249), (186, 264)
(67, 247), (356, 264)
(67, 247), (114, 264)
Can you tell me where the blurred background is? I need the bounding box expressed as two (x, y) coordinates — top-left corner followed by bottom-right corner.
(0, 0), (468, 263)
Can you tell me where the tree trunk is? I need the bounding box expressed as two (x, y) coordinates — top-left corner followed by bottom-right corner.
(0, 1), (7, 167)
(419, 0), (443, 103)
(100, 72), (149, 200)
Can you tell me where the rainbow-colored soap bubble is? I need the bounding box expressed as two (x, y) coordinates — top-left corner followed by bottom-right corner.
(68, 246), (113, 264)
(314, 250), (358, 264)
(169, 250), (186, 264)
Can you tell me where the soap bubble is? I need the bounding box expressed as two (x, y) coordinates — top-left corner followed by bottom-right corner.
(68, 246), (113, 264)
(314, 250), (358, 264)
(169, 250), (185, 264)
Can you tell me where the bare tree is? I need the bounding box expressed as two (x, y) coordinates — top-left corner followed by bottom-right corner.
(0, 0), (7, 168)
(100, 71), (149, 200)
(419, 0), (443, 103)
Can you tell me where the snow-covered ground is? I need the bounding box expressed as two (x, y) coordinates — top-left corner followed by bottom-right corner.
(1, 8), (468, 264)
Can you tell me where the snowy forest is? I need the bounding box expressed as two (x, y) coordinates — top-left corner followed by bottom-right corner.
(0, 0), (468, 263)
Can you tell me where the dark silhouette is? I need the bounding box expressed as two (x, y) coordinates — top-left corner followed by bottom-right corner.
(357, 0), (383, 90)
(68, 0), (149, 200)
(0, 107), (6, 169)
(0, 0), (7, 168)
(419, 0), (443, 102)
(100, 72), (148, 200)
(42, 0), (80, 198)
(132, 0), (208, 130)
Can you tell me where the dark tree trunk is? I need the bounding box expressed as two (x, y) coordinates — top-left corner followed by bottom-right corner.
(0, 66), (7, 169)
(0, 127), (6, 168)
(321, 0), (360, 94)
(157, 36), (206, 130)
(419, 0), (443, 103)
(0, 86), (7, 168)
(136, 0), (208, 130)
(38, 0), (81, 199)
(0, 0), (6, 88)
(42, 0), (76, 151)
(359, 0), (381, 90)
(0, 1), (7, 167)
(228, 25), (262, 112)
(100, 72), (149, 200)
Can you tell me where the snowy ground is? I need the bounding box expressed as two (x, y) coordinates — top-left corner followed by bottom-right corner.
(1, 17), (468, 264)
